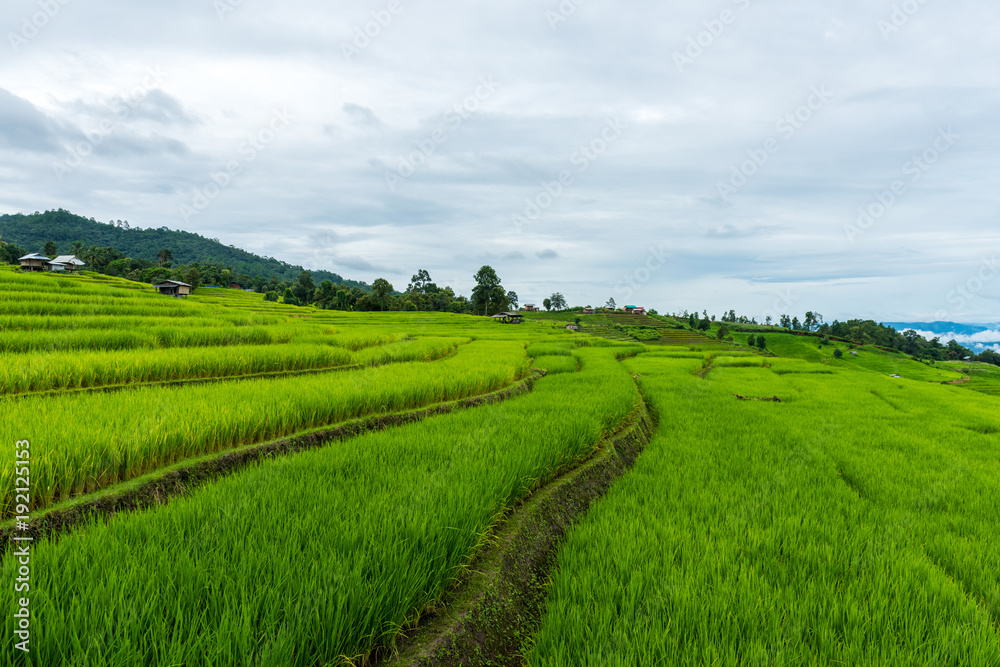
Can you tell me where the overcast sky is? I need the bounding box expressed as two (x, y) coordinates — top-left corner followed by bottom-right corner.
(1, 0), (998, 322)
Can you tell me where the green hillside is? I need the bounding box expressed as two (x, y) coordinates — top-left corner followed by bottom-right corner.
(0, 209), (367, 288)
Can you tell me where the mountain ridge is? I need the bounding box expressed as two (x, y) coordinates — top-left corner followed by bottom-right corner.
(0, 209), (367, 288)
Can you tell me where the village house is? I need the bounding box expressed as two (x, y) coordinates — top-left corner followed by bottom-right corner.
(582, 307), (595, 314)
(18, 253), (50, 272)
(48, 255), (86, 272)
(152, 280), (193, 297)
(523, 304), (538, 312)
(490, 311), (523, 324)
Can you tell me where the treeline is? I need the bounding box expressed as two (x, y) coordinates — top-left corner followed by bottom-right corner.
(707, 309), (998, 366)
(0, 209), (367, 288)
(271, 267), (517, 315)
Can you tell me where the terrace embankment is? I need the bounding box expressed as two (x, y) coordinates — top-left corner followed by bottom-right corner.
(380, 388), (655, 667)
(0, 372), (542, 556)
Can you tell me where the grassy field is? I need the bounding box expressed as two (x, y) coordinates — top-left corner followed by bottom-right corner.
(527, 354), (1000, 665)
(2, 267), (998, 665)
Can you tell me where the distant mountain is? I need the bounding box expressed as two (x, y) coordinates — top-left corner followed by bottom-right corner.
(886, 321), (1000, 352)
(0, 209), (368, 289)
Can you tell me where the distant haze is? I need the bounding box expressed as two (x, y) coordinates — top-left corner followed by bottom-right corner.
(1, 0), (998, 319)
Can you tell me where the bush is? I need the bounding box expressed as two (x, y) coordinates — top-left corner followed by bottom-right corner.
(834, 348), (844, 359)
(264, 291), (278, 302)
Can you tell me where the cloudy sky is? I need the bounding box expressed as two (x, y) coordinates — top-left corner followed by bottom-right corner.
(1, 0), (998, 322)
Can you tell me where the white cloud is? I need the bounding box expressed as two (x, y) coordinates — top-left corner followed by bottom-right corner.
(0, 0), (998, 317)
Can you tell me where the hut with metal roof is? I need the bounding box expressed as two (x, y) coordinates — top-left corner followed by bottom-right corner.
(490, 311), (523, 324)
(152, 280), (193, 297)
(18, 253), (50, 272)
(48, 255), (86, 272)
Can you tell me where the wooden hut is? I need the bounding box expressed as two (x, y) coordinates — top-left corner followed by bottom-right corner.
(490, 311), (523, 324)
(48, 255), (86, 272)
(18, 253), (50, 272)
(152, 280), (193, 297)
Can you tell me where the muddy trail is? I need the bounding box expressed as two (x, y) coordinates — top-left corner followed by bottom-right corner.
(375, 386), (655, 667)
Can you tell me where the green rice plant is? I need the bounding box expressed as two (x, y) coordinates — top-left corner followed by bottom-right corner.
(0, 326), (294, 353)
(526, 356), (1000, 666)
(531, 354), (579, 374)
(0, 341), (531, 516)
(526, 343), (574, 357)
(0, 346), (640, 666)
(352, 337), (468, 366)
(0, 343), (359, 395)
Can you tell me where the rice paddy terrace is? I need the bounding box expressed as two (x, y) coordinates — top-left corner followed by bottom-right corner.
(2, 265), (999, 666)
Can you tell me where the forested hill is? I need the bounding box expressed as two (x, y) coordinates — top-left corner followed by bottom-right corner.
(0, 209), (367, 288)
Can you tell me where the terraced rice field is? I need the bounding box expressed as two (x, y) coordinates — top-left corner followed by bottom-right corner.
(2, 265), (998, 665)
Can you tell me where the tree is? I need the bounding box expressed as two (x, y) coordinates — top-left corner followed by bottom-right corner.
(549, 293), (567, 311)
(71, 240), (84, 256)
(264, 291), (279, 302)
(471, 265), (506, 316)
(747, 334), (756, 347)
(506, 290), (519, 310)
(282, 288), (299, 306)
(756, 335), (766, 350)
(780, 314), (791, 329)
(184, 266), (200, 289)
(765, 315), (772, 326)
(292, 270), (316, 305)
(43, 240), (57, 257)
(157, 249), (173, 267)
(791, 317), (801, 331)
(407, 269), (434, 294)
(605, 297), (616, 310)
(371, 278), (394, 311)
(543, 298), (552, 312)
(698, 317), (711, 331)
(717, 324), (729, 340)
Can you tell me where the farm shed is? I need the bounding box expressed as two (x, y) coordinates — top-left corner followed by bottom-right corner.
(624, 305), (636, 313)
(633, 307), (646, 315)
(49, 255), (86, 272)
(491, 312), (523, 324)
(523, 304), (538, 312)
(153, 280), (193, 297)
(18, 253), (50, 271)
(565, 324), (578, 330)
(582, 307), (595, 314)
